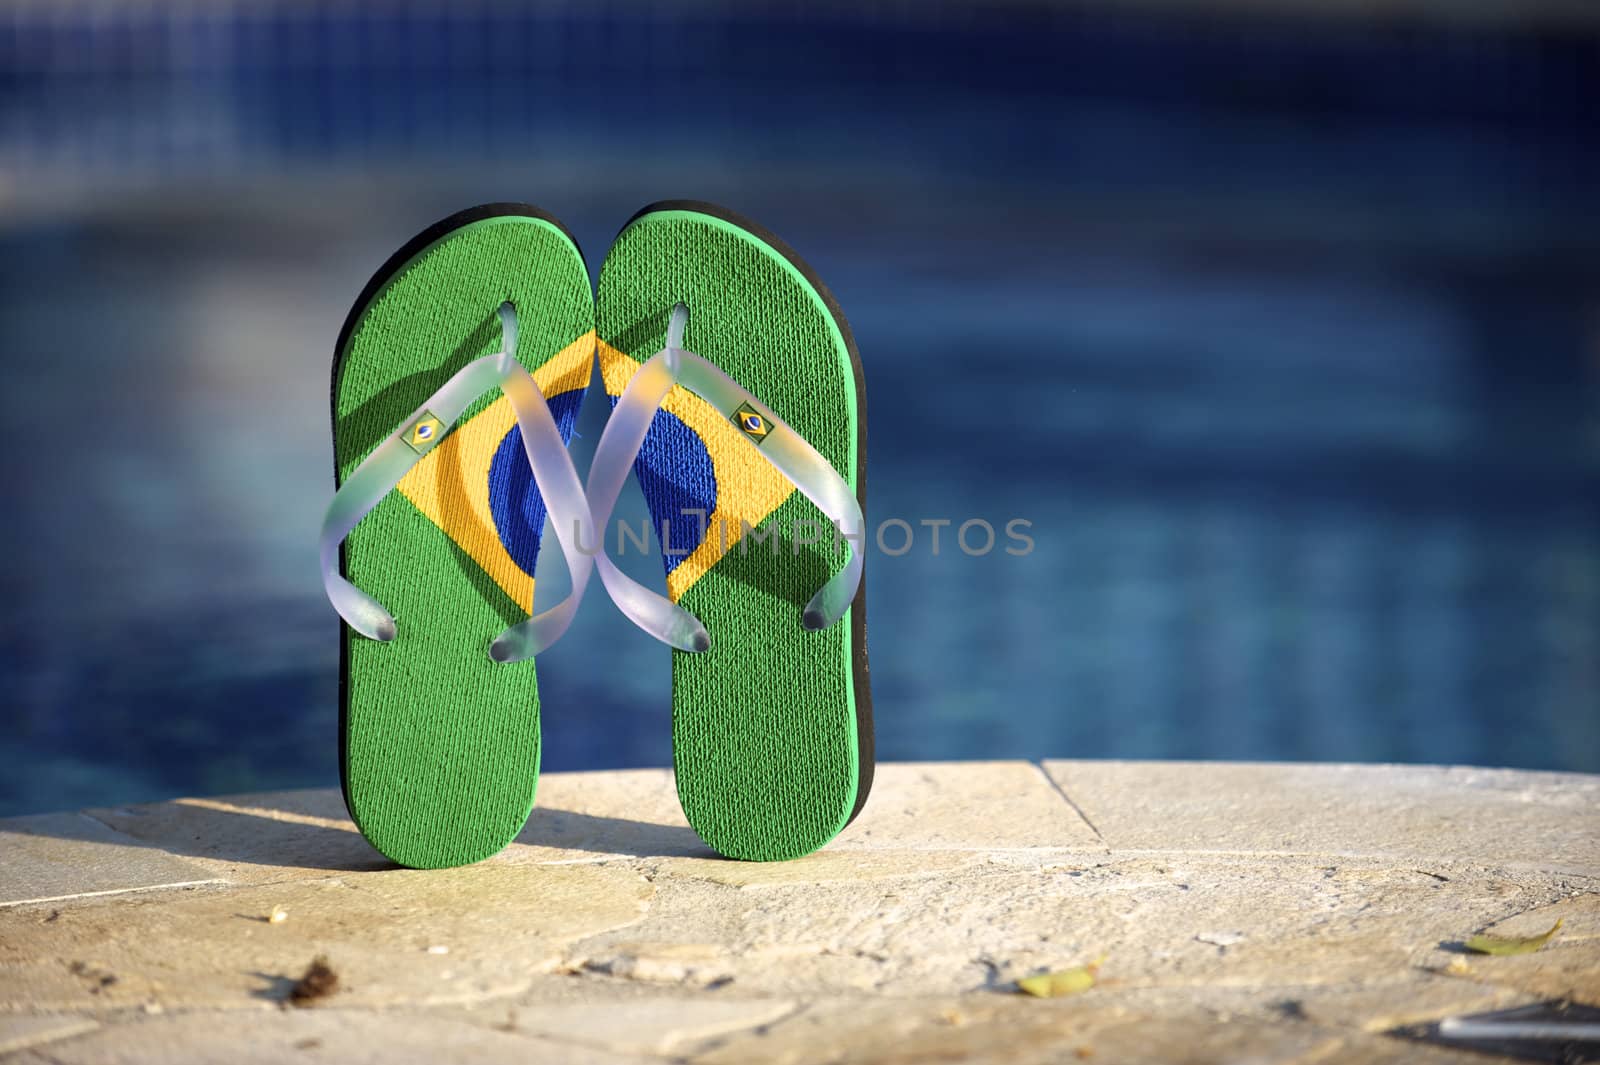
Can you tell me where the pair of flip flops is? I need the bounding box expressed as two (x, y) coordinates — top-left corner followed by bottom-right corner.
(322, 202), (873, 869)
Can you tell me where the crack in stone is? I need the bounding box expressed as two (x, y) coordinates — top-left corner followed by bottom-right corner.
(1034, 762), (1108, 848)
(73, 811), (126, 836)
(0, 880), (227, 910)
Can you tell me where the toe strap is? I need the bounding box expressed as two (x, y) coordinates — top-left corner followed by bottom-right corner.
(321, 303), (598, 660)
(586, 306), (864, 650)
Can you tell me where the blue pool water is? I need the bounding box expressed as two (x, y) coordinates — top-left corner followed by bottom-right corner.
(1, 3), (1596, 816)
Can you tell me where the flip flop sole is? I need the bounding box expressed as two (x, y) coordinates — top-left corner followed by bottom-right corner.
(332, 204), (594, 869)
(596, 201), (874, 861)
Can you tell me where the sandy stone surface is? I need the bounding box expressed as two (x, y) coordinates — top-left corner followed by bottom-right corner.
(1, 761), (1595, 1063)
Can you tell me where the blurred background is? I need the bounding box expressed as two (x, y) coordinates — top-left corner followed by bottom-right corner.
(2, 0), (1597, 817)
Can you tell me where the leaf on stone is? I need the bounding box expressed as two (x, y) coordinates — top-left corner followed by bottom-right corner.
(287, 955), (339, 1006)
(1464, 918), (1562, 956)
(1017, 955), (1106, 998)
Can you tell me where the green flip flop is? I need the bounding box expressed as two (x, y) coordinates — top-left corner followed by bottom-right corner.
(324, 203), (595, 869)
(593, 201), (874, 861)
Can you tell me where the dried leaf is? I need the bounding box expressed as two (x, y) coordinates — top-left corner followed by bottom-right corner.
(1464, 919), (1562, 956)
(1017, 955), (1106, 998)
(287, 956), (339, 1006)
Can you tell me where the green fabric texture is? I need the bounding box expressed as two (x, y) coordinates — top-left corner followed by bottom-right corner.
(333, 214), (592, 869)
(596, 206), (866, 862)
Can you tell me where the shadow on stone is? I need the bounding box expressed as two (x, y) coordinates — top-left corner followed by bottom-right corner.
(83, 794), (393, 874)
(248, 971), (299, 1005)
(515, 806), (715, 859)
(13, 789), (719, 877)
(0, 811), (228, 906)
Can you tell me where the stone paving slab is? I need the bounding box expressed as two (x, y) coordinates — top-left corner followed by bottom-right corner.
(4, 1009), (653, 1065)
(0, 864), (652, 1013)
(79, 762), (1104, 885)
(501, 998), (798, 1056)
(2, 761), (1596, 1064)
(82, 795), (383, 886)
(514, 762), (1104, 861)
(830, 762), (1106, 852)
(0, 1016), (100, 1057)
(1044, 760), (1600, 873)
(0, 814), (220, 908)
(557, 852), (1593, 1000)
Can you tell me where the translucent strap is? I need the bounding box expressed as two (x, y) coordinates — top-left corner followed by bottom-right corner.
(585, 347), (712, 653)
(320, 303), (597, 662)
(586, 304), (864, 650)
